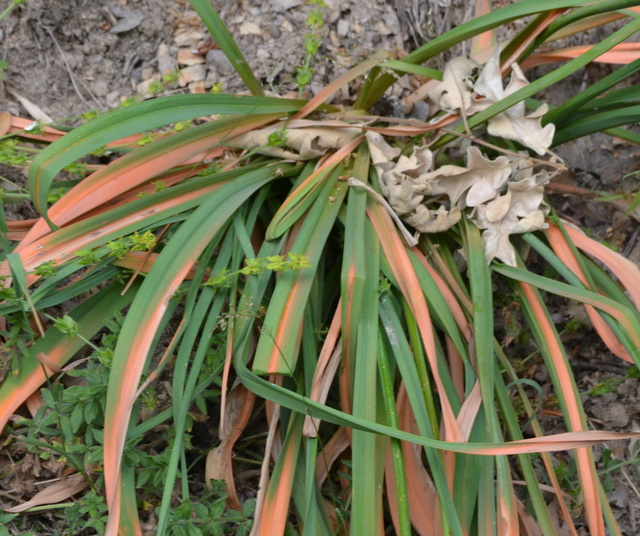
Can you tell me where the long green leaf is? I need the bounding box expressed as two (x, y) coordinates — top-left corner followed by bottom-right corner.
(351, 218), (381, 536)
(544, 57), (640, 125)
(102, 167), (280, 535)
(553, 104), (640, 145)
(188, 0), (264, 96)
(28, 97), (302, 222)
(253, 168), (348, 374)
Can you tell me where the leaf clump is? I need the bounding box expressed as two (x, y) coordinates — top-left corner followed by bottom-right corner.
(429, 47), (555, 155)
(367, 137), (551, 266)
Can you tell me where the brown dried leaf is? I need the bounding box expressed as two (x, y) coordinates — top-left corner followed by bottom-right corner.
(0, 112), (12, 136)
(5, 474), (88, 513)
(228, 127), (361, 160)
(205, 383), (255, 511)
(366, 131), (433, 213)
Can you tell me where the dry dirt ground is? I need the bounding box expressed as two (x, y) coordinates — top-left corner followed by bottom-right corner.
(1, 0), (640, 534)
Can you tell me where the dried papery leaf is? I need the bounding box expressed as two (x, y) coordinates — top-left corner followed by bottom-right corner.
(0, 112), (12, 136)
(403, 204), (462, 233)
(5, 474), (88, 512)
(8, 90), (55, 123)
(428, 56), (481, 113)
(227, 127), (361, 160)
(426, 146), (512, 207)
(471, 172), (550, 265)
(366, 130), (401, 165)
(516, 498), (544, 536)
(35, 352), (63, 374)
(467, 49), (555, 155)
(366, 131), (431, 209)
(205, 383), (256, 511)
(315, 427), (350, 486)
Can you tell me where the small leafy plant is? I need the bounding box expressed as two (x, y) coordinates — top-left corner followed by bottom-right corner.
(296, 0), (326, 91)
(2, 1), (640, 536)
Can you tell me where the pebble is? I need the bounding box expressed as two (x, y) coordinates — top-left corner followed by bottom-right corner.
(269, 25), (281, 39)
(177, 49), (205, 66)
(408, 101), (430, 122)
(189, 81), (206, 94)
(178, 65), (206, 87)
(137, 75), (160, 95)
(239, 22), (262, 36)
(106, 91), (120, 108)
(337, 20), (349, 37)
(174, 29), (204, 48)
(140, 67), (155, 82)
(271, 0), (303, 11)
(206, 49), (234, 73)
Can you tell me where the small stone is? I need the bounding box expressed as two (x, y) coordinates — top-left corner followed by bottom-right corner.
(189, 81), (206, 94)
(376, 21), (392, 36)
(106, 91), (120, 108)
(205, 67), (220, 83)
(91, 79), (109, 97)
(177, 48), (205, 66)
(140, 67), (155, 82)
(337, 20), (349, 37)
(281, 20), (293, 33)
(408, 101), (430, 122)
(239, 21), (262, 36)
(158, 54), (178, 77)
(271, 0), (303, 12)
(137, 75), (161, 95)
(206, 49), (233, 73)
(178, 65), (206, 87)
(269, 25), (281, 39)
(256, 49), (269, 59)
(174, 29), (204, 48)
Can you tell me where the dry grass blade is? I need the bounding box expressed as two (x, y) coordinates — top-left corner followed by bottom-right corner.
(523, 42), (640, 68)
(545, 224), (634, 362)
(518, 281), (604, 536)
(206, 383), (256, 510)
(5, 474), (88, 513)
(366, 201), (463, 443)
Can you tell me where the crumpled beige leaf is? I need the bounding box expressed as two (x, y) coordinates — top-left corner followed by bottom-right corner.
(404, 204), (462, 233)
(423, 146), (512, 207)
(366, 129), (552, 262)
(227, 126), (361, 160)
(470, 171), (550, 265)
(366, 131), (433, 214)
(428, 57), (481, 113)
(468, 48), (555, 155)
(367, 131), (462, 233)
(429, 49), (555, 155)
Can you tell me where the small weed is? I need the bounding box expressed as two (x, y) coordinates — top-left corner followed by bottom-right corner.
(205, 253), (311, 290)
(296, 0), (326, 91)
